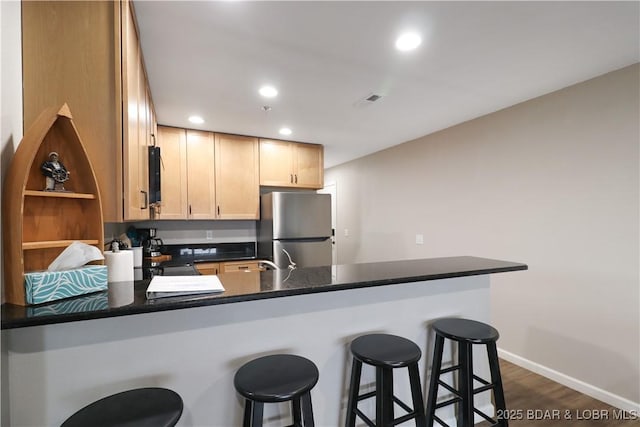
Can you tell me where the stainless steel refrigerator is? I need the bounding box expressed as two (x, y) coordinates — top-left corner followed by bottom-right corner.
(258, 192), (332, 268)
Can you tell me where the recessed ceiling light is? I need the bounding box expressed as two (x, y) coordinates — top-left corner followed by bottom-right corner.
(395, 32), (422, 51)
(188, 115), (204, 124)
(279, 127), (292, 136)
(259, 85), (278, 98)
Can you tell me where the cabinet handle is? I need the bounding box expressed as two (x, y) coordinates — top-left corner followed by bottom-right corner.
(217, 206), (220, 216)
(189, 204), (192, 216)
(290, 174), (293, 183)
(141, 190), (148, 209)
(294, 174), (298, 184)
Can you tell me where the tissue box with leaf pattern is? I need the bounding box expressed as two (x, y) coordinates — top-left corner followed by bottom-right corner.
(24, 265), (108, 305)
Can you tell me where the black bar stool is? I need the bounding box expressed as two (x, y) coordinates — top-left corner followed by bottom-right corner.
(61, 387), (183, 427)
(425, 318), (507, 427)
(234, 354), (319, 427)
(345, 333), (427, 427)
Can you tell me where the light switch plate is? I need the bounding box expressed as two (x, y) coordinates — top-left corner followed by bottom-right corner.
(415, 234), (424, 245)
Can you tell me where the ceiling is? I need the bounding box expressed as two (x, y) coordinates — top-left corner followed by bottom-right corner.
(134, 1), (640, 168)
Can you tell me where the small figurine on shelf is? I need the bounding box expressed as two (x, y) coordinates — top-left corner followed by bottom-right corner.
(41, 151), (70, 191)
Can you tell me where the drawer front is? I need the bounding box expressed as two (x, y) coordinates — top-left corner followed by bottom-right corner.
(195, 262), (220, 275)
(221, 261), (261, 273)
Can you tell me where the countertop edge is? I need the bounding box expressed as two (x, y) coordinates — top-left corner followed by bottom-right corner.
(1, 258), (527, 330)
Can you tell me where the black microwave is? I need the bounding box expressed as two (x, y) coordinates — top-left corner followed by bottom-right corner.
(148, 146), (161, 205)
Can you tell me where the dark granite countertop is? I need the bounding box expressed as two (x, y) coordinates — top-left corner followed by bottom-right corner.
(1, 256), (527, 329)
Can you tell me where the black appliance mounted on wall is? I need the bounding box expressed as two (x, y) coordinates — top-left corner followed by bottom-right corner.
(148, 145), (161, 205)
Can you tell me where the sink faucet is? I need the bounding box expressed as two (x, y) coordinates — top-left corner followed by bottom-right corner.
(282, 248), (297, 270)
(258, 260), (280, 270)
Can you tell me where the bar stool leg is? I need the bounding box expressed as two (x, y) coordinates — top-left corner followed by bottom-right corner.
(243, 400), (264, 427)
(426, 335), (445, 427)
(243, 400), (252, 427)
(408, 362), (427, 427)
(301, 391), (315, 427)
(487, 342), (508, 427)
(293, 397), (302, 426)
(376, 367), (394, 426)
(457, 342), (474, 427)
(345, 358), (362, 427)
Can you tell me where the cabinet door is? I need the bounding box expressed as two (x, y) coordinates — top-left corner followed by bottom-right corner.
(259, 139), (294, 186)
(122, 7), (149, 220)
(187, 130), (217, 219)
(137, 55), (150, 214)
(214, 134), (259, 219)
(294, 143), (324, 189)
(156, 126), (187, 219)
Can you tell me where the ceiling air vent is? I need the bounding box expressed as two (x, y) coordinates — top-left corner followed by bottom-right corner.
(354, 93), (384, 108)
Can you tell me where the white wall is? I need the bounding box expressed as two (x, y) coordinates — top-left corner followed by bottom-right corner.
(325, 64), (640, 407)
(1, 0), (22, 301)
(1, 1), (23, 425)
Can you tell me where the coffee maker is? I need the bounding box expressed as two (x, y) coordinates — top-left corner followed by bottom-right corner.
(138, 227), (163, 258)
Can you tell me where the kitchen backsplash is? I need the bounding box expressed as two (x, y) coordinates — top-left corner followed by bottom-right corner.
(104, 220), (257, 245)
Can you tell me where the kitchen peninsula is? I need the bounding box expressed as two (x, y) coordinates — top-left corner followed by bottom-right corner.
(2, 256), (526, 426)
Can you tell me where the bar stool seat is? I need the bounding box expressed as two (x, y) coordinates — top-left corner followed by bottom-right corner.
(234, 354), (318, 427)
(61, 387), (183, 427)
(346, 333), (427, 427)
(426, 318), (507, 427)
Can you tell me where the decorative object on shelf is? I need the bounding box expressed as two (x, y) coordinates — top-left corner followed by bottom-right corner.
(41, 151), (70, 191)
(2, 103), (104, 306)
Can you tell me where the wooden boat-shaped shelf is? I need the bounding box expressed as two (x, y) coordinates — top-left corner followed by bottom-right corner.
(2, 104), (104, 306)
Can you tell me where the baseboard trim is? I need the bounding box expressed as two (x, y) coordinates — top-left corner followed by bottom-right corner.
(498, 348), (640, 413)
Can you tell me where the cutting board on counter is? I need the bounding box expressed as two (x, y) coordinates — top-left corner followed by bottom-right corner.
(144, 254), (172, 263)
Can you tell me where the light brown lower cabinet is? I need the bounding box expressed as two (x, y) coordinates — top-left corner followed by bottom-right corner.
(195, 261), (264, 275)
(195, 262), (220, 275)
(220, 261), (263, 273)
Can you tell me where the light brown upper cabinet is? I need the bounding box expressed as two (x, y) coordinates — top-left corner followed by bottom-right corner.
(22, 0), (154, 222)
(155, 127), (216, 220)
(215, 134), (260, 220)
(155, 129), (258, 220)
(188, 130), (217, 219)
(259, 140), (324, 189)
(123, 2), (153, 221)
(155, 126), (188, 219)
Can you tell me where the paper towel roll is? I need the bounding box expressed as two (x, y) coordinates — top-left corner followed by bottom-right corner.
(132, 247), (143, 267)
(104, 250), (134, 283)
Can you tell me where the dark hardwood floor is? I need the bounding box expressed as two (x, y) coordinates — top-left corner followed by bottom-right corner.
(476, 359), (638, 426)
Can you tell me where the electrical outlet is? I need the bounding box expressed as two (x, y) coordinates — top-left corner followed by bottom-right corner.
(344, 228), (349, 237)
(206, 230), (214, 240)
(415, 234), (424, 245)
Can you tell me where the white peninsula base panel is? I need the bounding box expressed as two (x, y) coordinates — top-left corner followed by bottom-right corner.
(4, 275), (495, 426)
